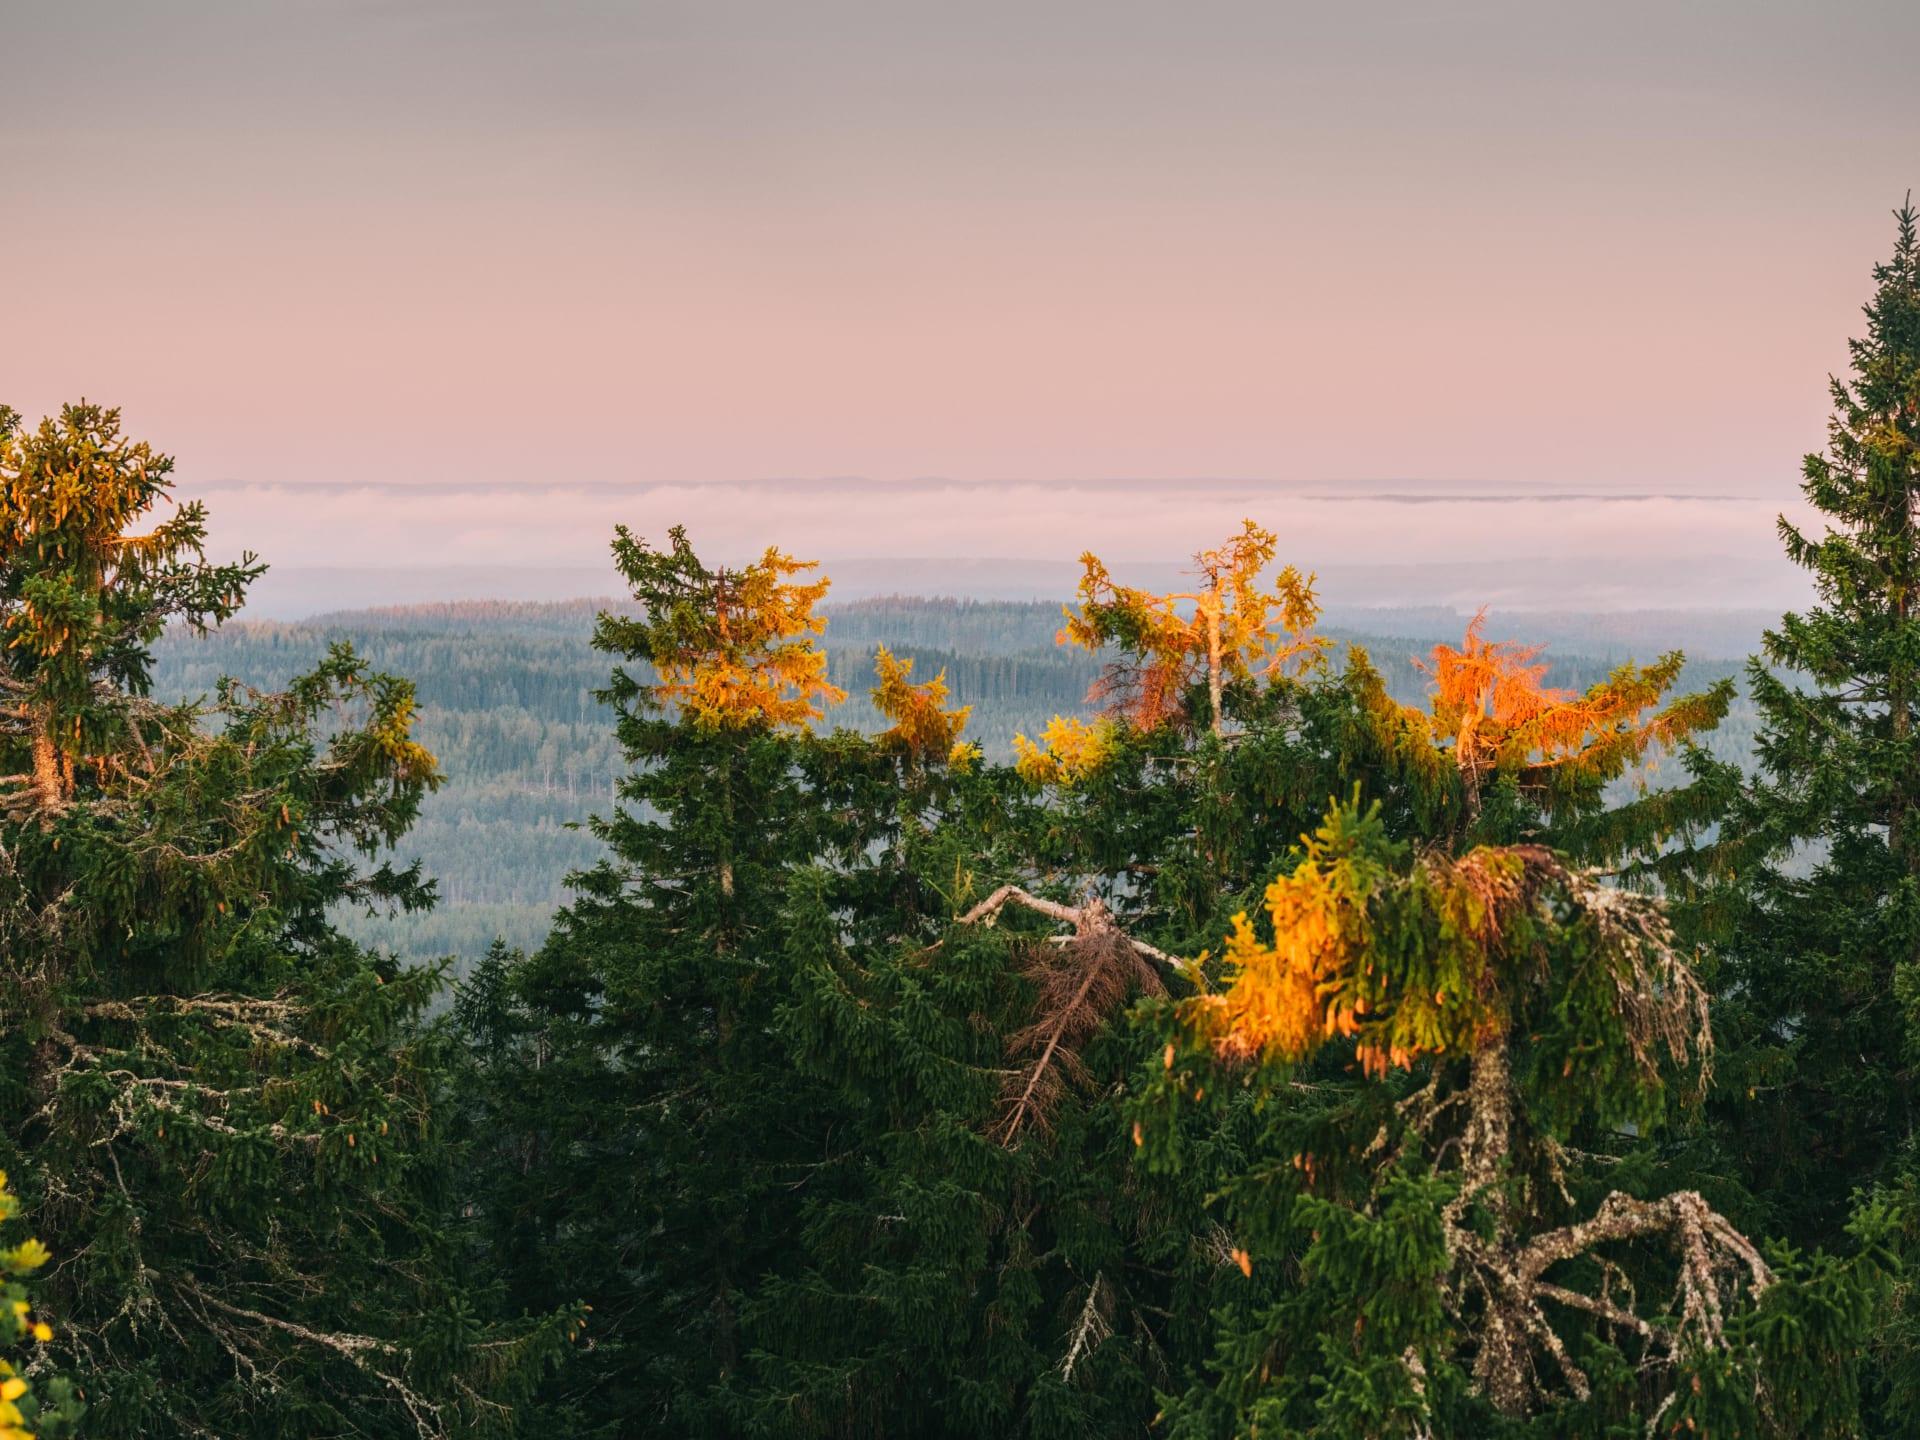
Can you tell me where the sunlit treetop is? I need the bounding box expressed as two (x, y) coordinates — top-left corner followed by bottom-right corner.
(1357, 611), (1728, 838)
(870, 645), (971, 760)
(1163, 798), (1796, 1429)
(1059, 518), (1326, 735)
(0, 402), (262, 816)
(1011, 713), (1118, 787)
(596, 524), (845, 731)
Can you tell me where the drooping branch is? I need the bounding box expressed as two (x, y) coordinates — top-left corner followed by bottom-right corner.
(180, 1281), (448, 1440)
(957, 886), (1172, 1144)
(82, 994), (330, 1058)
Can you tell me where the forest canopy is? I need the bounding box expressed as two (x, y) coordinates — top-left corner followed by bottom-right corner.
(1, 196), (1917, 1437)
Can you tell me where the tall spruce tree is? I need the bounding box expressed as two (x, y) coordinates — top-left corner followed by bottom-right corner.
(0, 403), (573, 1438)
(473, 525), (882, 1434)
(1131, 620), (1883, 1436)
(1690, 196), (1920, 1425)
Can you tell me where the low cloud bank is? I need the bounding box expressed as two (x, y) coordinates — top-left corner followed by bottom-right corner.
(192, 478), (1814, 618)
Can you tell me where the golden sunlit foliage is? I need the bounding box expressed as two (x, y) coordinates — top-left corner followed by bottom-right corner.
(0, 403), (258, 818)
(1060, 519), (1325, 734)
(1012, 714), (1118, 786)
(1352, 611), (1730, 836)
(1190, 800), (1505, 1076)
(603, 524), (846, 731)
(1193, 615), (1727, 1079)
(1187, 797), (1707, 1097)
(870, 646), (971, 760)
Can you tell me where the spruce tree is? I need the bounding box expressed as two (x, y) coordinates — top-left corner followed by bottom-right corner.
(1132, 621), (1881, 1435)
(0, 403), (573, 1438)
(1691, 196), (1920, 1424)
(479, 525), (872, 1434)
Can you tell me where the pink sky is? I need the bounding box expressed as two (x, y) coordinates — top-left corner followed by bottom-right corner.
(3, 1), (1913, 602)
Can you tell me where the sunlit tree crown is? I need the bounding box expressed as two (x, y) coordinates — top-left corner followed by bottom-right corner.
(1059, 518), (1325, 734)
(1189, 797), (1705, 1109)
(0, 402), (260, 816)
(597, 523), (845, 730)
(1356, 611), (1727, 841)
(869, 645), (971, 760)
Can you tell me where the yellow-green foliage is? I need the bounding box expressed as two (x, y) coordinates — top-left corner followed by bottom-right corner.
(870, 646), (972, 760)
(1189, 801), (1521, 1077)
(606, 524), (846, 731)
(0, 1169), (65, 1440)
(1059, 519), (1324, 731)
(1012, 714), (1117, 786)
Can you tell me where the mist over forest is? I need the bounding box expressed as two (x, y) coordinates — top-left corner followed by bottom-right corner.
(6, 0), (1918, 1431)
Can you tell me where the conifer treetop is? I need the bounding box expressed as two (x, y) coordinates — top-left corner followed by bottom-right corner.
(1760, 193), (1920, 868)
(870, 645), (971, 760)
(1357, 612), (1728, 840)
(1059, 518), (1325, 734)
(597, 523), (845, 730)
(0, 402), (262, 817)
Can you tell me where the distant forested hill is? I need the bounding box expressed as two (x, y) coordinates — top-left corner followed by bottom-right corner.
(150, 596), (1754, 966)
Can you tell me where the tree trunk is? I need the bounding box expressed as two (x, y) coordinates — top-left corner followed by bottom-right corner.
(1205, 595), (1224, 737)
(1460, 1026), (1524, 1413)
(30, 705), (66, 816)
(1461, 1027), (1513, 1229)
(1894, 573), (1915, 873)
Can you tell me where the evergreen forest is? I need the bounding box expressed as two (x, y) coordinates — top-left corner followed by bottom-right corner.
(0, 201), (1916, 1439)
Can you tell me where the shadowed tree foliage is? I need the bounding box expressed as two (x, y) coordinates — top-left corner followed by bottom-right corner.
(0, 403), (574, 1440)
(454, 527), (902, 1434)
(1686, 197), (1920, 1426)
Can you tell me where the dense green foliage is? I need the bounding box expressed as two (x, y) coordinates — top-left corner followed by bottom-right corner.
(0, 405), (573, 1439)
(1687, 197), (1920, 1427)
(9, 197), (1920, 1439)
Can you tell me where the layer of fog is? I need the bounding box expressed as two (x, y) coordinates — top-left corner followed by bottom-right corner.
(187, 478), (1817, 620)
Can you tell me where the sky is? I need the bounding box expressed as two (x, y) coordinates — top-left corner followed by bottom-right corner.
(4, 1), (1916, 611)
